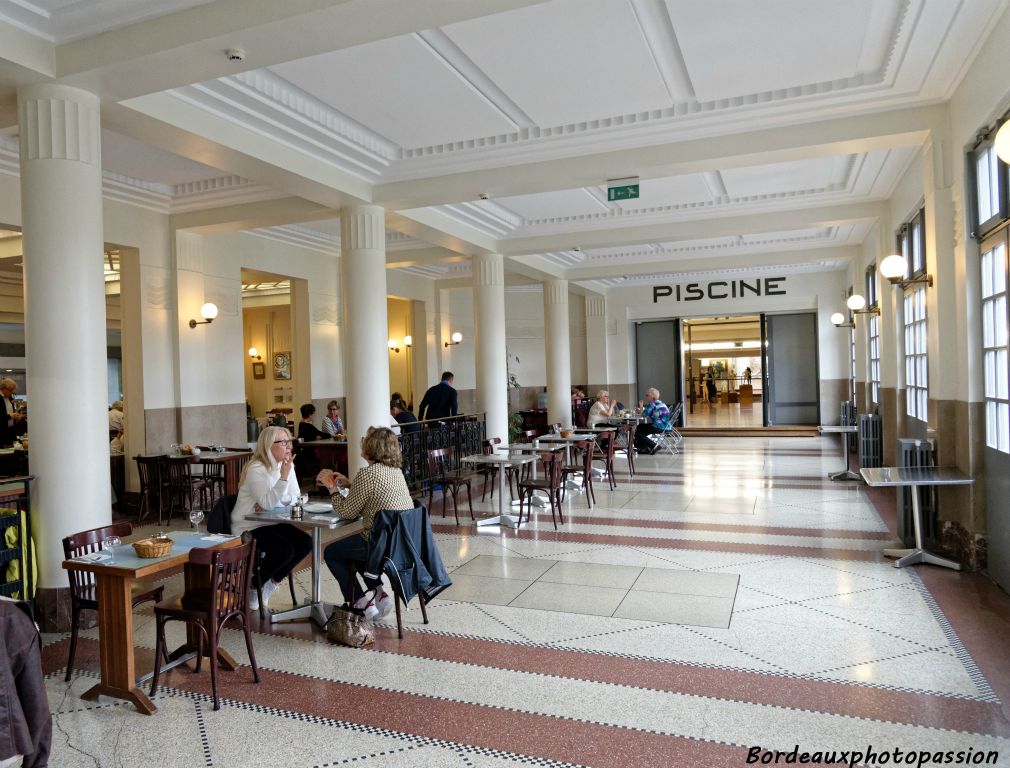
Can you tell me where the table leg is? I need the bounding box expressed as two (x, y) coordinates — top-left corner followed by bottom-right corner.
(478, 460), (522, 529)
(885, 485), (960, 570)
(270, 527), (335, 626)
(81, 573), (157, 715)
(829, 432), (861, 481)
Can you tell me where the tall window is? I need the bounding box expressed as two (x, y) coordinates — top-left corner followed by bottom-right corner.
(869, 314), (881, 405)
(904, 287), (928, 420)
(981, 235), (1009, 453)
(973, 140), (1006, 238)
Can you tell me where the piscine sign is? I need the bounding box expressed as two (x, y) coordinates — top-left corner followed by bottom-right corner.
(652, 277), (787, 303)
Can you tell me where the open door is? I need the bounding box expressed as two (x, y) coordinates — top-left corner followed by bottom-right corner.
(634, 319), (683, 425)
(763, 312), (820, 426)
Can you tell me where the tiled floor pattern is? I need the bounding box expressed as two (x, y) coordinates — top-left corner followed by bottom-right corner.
(38, 437), (1010, 766)
(449, 554), (739, 626)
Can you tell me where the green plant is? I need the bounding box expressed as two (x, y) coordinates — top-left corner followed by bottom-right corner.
(506, 351), (523, 441)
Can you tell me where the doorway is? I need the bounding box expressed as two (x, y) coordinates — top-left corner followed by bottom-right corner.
(680, 312), (820, 428)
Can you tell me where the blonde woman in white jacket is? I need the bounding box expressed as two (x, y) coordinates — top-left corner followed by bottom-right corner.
(231, 426), (311, 610)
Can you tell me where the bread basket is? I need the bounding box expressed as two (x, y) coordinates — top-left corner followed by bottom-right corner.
(133, 536), (173, 558)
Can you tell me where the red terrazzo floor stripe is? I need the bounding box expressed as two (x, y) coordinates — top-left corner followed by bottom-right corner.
(51, 637), (749, 768)
(433, 524), (882, 561)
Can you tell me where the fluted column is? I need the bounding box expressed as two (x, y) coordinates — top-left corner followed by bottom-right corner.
(472, 253), (508, 442)
(18, 83), (109, 593)
(340, 205), (389, 473)
(585, 295), (607, 390)
(543, 279), (572, 426)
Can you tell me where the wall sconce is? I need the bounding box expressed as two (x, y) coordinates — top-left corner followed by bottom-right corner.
(879, 254), (933, 289)
(248, 347), (261, 360)
(830, 312), (854, 328)
(845, 293), (880, 316)
(404, 335), (412, 348)
(188, 302), (218, 328)
(444, 331), (463, 348)
(387, 339), (400, 354)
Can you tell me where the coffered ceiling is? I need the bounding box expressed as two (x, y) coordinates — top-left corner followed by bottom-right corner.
(0, 0), (1006, 293)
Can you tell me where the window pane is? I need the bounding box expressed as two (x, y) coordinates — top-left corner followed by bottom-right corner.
(998, 348), (1009, 400)
(996, 296), (1008, 347)
(987, 401), (997, 448)
(985, 352), (996, 398)
(982, 249), (994, 297)
(996, 243), (1007, 293)
(978, 150), (993, 223)
(1000, 403), (1010, 453)
(983, 301), (995, 347)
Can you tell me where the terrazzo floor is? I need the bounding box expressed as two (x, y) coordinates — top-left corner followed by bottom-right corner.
(38, 437), (1010, 766)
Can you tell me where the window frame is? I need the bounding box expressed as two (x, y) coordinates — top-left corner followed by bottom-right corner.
(971, 138), (1008, 241)
(869, 312), (881, 406)
(980, 230), (1010, 454)
(903, 285), (928, 422)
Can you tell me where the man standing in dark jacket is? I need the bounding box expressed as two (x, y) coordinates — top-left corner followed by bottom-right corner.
(417, 372), (458, 422)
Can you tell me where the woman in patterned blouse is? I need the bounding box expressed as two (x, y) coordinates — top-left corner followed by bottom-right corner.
(321, 400), (345, 437)
(317, 426), (414, 617)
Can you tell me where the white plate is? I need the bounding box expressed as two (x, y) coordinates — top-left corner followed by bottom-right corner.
(304, 502), (332, 514)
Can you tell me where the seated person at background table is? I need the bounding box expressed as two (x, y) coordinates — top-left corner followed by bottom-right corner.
(571, 387), (586, 402)
(0, 378), (24, 447)
(109, 429), (125, 455)
(587, 390), (616, 427)
(390, 398), (420, 434)
(322, 400), (345, 437)
(231, 426), (311, 611)
(418, 371), (457, 422)
(317, 427), (414, 618)
(634, 388), (672, 454)
(297, 403), (328, 442)
(108, 399), (124, 434)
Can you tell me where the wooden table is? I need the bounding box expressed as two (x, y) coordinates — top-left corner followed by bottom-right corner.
(301, 439), (349, 476)
(191, 450), (252, 495)
(245, 507), (361, 626)
(860, 466), (974, 570)
(62, 531), (240, 714)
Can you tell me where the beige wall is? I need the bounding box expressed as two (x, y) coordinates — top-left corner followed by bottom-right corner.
(243, 301), (295, 418)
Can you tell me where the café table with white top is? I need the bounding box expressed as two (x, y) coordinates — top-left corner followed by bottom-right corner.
(860, 466), (973, 570)
(245, 505), (361, 626)
(462, 452), (537, 528)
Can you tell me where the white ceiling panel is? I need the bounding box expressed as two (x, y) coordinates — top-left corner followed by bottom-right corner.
(496, 189), (606, 222)
(443, 0), (672, 127)
(616, 173), (713, 211)
(668, 0), (879, 102)
(721, 157), (841, 198)
(269, 36), (518, 148)
(739, 228), (832, 244)
(101, 131), (225, 186)
(0, 0), (213, 42)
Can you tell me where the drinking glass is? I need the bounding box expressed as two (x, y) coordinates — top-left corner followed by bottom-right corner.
(189, 508), (205, 533)
(299, 493), (309, 507)
(215, 444), (226, 454)
(170, 443), (180, 456)
(102, 536), (121, 561)
(280, 492), (292, 512)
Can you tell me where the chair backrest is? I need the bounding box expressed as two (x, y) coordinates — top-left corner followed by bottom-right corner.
(573, 440), (594, 473)
(596, 430), (616, 458)
(63, 521), (134, 597)
(207, 493), (237, 535)
(426, 447), (451, 480)
(539, 451), (563, 488)
(670, 402), (683, 426)
(549, 422), (562, 432)
(189, 539), (256, 618)
(519, 429), (538, 442)
(134, 455), (160, 490)
(481, 437), (501, 456)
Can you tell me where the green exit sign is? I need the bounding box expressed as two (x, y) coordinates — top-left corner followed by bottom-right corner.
(608, 184), (639, 201)
(607, 177), (640, 201)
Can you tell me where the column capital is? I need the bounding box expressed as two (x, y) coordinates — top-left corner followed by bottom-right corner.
(585, 295), (606, 317)
(340, 205), (385, 252)
(17, 83), (100, 168)
(543, 278), (569, 306)
(472, 252), (504, 287)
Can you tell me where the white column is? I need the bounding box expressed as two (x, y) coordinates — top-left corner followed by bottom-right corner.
(543, 278), (572, 426)
(585, 295), (607, 389)
(472, 253), (508, 442)
(340, 205), (389, 474)
(18, 83), (109, 590)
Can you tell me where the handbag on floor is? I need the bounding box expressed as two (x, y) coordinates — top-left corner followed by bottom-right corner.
(325, 605), (373, 647)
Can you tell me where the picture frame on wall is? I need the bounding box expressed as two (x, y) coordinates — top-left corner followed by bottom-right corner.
(273, 351), (291, 380)
(252, 362), (266, 379)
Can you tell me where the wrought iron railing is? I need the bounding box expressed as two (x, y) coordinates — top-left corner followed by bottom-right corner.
(398, 413), (486, 496)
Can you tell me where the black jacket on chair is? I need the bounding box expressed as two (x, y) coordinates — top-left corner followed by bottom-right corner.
(0, 599), (51, 768)
(364, 505), (451, 605)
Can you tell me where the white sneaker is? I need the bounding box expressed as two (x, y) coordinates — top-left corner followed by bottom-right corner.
(261, 579), (279, 609)
(354, 592), (379, 621)
(375, 591), (394, 619)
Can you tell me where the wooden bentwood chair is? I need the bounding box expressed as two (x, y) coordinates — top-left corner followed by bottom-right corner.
(518, 452), (565, 530)
(561, 439), (596, 509)
(62, 522), (165, 682)
(150, 536), (260, 711)
(426, 447), (475, 525)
